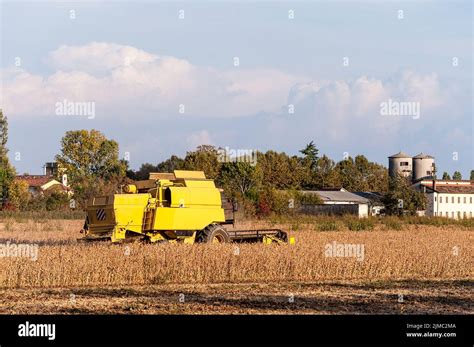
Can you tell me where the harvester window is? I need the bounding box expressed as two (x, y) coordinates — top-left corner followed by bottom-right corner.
(164, 187), (172, 203)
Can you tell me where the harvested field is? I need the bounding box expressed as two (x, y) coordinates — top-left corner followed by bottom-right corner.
(0, 219), (472, 314)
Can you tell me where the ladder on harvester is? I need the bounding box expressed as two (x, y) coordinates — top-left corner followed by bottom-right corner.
(142, 207), (155, 231)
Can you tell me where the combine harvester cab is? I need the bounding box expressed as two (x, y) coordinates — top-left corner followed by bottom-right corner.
(81, 170), (290, 244)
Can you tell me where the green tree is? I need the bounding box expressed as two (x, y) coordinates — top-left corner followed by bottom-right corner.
(7, 179), (30, 210)
(56, 130), (126, 182)
(299, 141), (319, 170)
(0, 110), (15, 206)
(313, 155), (340, 189)
(55, 130), (127, 206)
(128, 163), (158, 180)
(183, 145), (221, 178)
(470, 170), (474, 180)
(45, 191), (71, 211)
(452, 171), (462, 180)
(365, 162), (389, 193)
(219, 162), (262, 198)
(442, 172), (451, 180)
(382, 174), (426, 215)
(257, 151), (306, 189)
(331, 155), (389, 192)
(334, 157), (359, 191)
(157, 155), (185, 173)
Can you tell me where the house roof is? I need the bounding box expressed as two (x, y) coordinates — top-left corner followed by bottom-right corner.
(423, 184), (474, 194)
(421, 181), (474, 194)
(353, 192), (384, 204)
(413, 153), (434, 159)
(15, 175), (71, 191)
(16, 175), (56, 187)
(389, 151), (411, 159)
(304, 189), (370, 204)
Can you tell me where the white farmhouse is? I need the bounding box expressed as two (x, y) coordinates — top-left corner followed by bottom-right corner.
(413, 180), (474, 219)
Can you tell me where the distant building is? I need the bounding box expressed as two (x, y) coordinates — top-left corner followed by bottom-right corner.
(15, 175), (71, 196)
(413, 179), (473, 219)
(353, 192), (385, 216)
(300, 188), (369, 218)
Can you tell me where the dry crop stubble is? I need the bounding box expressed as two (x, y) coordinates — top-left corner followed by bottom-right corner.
(0, 220), (472, 288)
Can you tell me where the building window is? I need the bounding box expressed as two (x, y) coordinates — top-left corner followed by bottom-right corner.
(463, 197), (466, 204)
(452, 197), (455, 203)
(426, 171), (431, 175)
(434, 212), (437, 216)
(458, 197), (461, 203)
(400, 162), (409, 166)
(434, 196), (437, 202)
(452, 212), (455, 218)
(439, 197), (443, 203)
(446, 212), (449, 217)
(457, 211), (461, 219)
(463, 212), (467, 219)
(470, 212), (473, 218)
(471, 197), (473, 204)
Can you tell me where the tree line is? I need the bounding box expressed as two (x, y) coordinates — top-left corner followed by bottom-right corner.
(1, 111), (472, 215)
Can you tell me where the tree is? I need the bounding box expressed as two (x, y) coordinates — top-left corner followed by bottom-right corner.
(299, 141), (319, 171)
(0, 110), (15, 206)
(219, 162), (262, 198)
(470, 170), (474, 181)
(128, 163), (158, 180)
(56, 130), (126, 182)
(7, 179), (30, 210)
(184, 145), (221, 178)
(382, 174), (426, 215)
(442, 172), (451, 180)
(365, 161), (389, 193)
(334, 157), (359, 191)
(313, 155), (340, 189)
(157, 155), (185, 173)
(257, 151), (306, 189)
(55, 130), (127, 207)
(452, 171), (462, 180)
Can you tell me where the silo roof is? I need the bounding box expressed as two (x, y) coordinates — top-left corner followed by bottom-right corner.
(389, 151), (411, 158)
(413, 153), (434, 159)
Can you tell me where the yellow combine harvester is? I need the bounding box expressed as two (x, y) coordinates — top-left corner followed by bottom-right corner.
(80, 170), (289, 244)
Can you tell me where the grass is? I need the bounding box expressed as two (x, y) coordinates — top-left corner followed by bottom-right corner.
(382, 216), (403, 231)
(314, 221), (341, 231)
(0, 210), (85, 221)
(345, 218), (375, 231)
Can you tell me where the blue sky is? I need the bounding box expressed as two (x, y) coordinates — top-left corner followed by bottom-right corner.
(1, 0), (472, 178)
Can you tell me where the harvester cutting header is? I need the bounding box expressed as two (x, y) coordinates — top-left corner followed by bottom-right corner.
(80, 170), (290, 244)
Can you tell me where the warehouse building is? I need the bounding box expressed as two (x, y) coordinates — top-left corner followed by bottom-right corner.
(300, 188), (370, 218)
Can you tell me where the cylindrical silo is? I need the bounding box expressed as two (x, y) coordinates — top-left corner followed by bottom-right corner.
(388, 151), (412, 178)
(412, 153), (435, 181)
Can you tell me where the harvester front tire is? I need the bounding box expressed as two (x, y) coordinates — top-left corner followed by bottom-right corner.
(197, 224), (230, 244)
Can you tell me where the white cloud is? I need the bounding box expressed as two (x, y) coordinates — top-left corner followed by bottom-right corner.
(286, 71), (448, 141)
(48, 42), (158, 74)
(1, 42), (454, 155)
(1, 42), (299, 119)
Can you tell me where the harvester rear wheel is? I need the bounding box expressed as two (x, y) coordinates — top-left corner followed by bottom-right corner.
(196, 224), (230, 243)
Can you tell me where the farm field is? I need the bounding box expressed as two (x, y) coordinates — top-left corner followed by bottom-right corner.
(0, 218), (472, 314)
